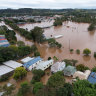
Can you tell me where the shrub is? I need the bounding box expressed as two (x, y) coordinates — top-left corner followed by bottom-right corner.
(76, 49), (80, 54)
(34, 51), (40, 57)
(70, 49), (74, 53)
(83, 48), (91, 56)
(0, 75), (9, 82)
(92, 67), (96, 72)
(48, 57), (52, 60)
(94, 52), (96, 58)
(33, 82), (43, 94)
(76, 64), (89, 72)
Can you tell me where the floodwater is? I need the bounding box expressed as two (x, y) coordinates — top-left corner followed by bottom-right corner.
(18, 21), (96, 69)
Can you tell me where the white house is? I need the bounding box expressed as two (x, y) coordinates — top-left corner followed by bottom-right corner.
(3, 60), (23, 69)
(73, 70), (91, 80)
(51, 62), (66, 73)
(21, 57), (34, 63)
(23, 56), (43, 71)
(36, 59), (54, 71)
(0, 65), (14, 78)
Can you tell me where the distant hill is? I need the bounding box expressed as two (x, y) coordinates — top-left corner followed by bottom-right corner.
(0, 8), (96, 17)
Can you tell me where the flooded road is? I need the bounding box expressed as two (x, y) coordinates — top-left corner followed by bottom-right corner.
(19, 21), (96, 69)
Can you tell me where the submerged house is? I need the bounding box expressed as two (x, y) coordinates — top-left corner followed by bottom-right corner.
(23, 56), (43, 71)
(3, 60), (23, 69)
(63, 66), (76, 76)
(0, 35), (10, 47)
(36, 59), (54, 71)
(87, 72), (96, 84)
(73, 70), (91, 80)
(51, 62), (66, 73)
(0, 65), (14, 78)
(21, 57), (34, 63)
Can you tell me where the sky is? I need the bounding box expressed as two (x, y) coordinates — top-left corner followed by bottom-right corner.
(0, 0), (96, 9)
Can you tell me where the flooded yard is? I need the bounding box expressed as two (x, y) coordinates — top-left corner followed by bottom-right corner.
(19, 21), (96, 69)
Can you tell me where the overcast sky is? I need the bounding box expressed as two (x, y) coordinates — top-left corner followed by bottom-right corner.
(0, 0), (96, 9)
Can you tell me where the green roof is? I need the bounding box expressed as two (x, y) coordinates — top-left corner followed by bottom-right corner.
(64, 66), (76, 76)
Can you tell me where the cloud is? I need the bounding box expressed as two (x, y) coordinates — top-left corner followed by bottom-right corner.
(0, 0), (96, 9)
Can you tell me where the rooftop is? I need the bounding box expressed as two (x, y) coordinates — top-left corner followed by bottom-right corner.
(0, 65), (14, 77)
(23, 56), (42, 69)
(88, 72), (96, 84)
(3, 60), (23, 69)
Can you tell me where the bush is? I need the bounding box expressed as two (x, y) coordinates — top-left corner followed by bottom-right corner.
(94, 52), (96, 58)
(76, 64), (89, 72)
(31, 70), (45, 84)
(92, 67), (96, 72)
(13, 67), (27, 80)
(34, 51), (40, 57)
(48, 57), (52, 60)
(33, 82), (43, 94)
(83, 48), (91, 56)
(0, 75), (9, 82)
(70, 49), (74, 53)
(76, 49), (80, 54)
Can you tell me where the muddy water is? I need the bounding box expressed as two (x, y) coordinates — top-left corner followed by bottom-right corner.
(19, 20), (54, 31)
(18, 21), (96, 69)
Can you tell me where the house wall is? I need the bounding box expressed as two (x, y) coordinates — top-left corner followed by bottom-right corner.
(28, 60), (42, 71)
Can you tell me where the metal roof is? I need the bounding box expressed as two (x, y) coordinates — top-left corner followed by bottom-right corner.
(64, 66), (76, 76)
(23, 56), (42, 69)
(87, 72), (96, 84)
(3, 60), (23, 69)
(36, 59), (53, 70)
(21, 57), (34, 63)
(51, 62), (66, 73)
(0, 65), (14, 77)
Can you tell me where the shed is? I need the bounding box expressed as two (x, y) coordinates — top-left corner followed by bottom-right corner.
(21, 57), (34, 63)
(3, 60), (23, 69)
(0, 65), (14, 77)
(63, 66), (76, 76)
(0, 35), (10, 47)
(73, 70), (91, 80)
(36, 59), (54, 71)
(87, 72), (96, 84)
(23, 56), (43, 71)
(51, 62), (66, 73)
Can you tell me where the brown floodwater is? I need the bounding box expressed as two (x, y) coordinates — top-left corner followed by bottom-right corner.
(18, 21), (96, 69)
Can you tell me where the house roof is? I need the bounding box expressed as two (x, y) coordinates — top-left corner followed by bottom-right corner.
(36, 59), (53, 70)
(21, 57), (34, 63)
(23, 56), (42, 69)
(51, 62), (66, 73)
(87, 72), (96, 84)
(3, 60), (23, 69)
(64, 66), (76, 76)
(0, 65), (14, 77)
(73, 70), (91, 80)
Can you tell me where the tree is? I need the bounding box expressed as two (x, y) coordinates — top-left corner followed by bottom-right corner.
(56, 83), (72, 96)
(83, 48), (91, 56)
(92, 67), (96, 72)
(34, 51), (40, 57)
(13, 67), (27, 80)
(31, 69), (45, 84)
(73, 80), (96, 96)
(76, 64), (89, 72)
(30, 27), (45, 43)
(53, 18), (62, 26)
(17, 41), (25, 47)
(47, 71), (65, 88)
(33, 82), (43, 94)
(76, 49), (80, 54)
(17, 81), (30, 96)
(48, 57), (52, 60)
(94, 52), (96, 58)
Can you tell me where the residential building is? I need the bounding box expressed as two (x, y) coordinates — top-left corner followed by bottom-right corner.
(51, 62), (66, 73)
